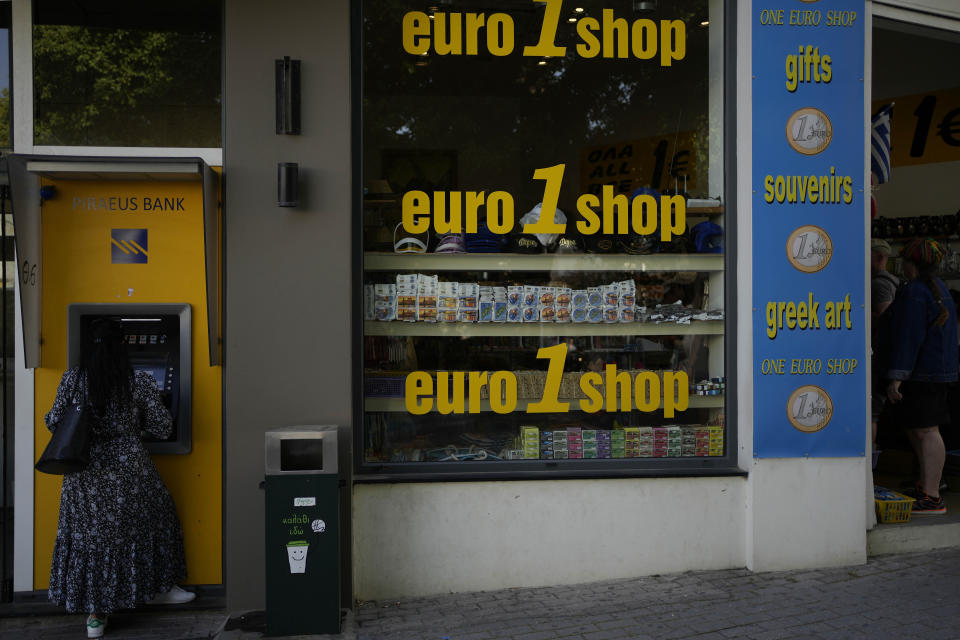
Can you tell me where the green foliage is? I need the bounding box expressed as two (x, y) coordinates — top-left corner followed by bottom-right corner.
(33, 25), (220, 146)
(0, 88), (9, 148)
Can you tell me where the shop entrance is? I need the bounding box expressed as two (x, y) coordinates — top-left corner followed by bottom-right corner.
(871, 12), (960, 526)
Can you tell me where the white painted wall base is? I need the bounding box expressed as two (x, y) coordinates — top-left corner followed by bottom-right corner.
(353, 477), (747, 601)
(747, 458), (868, 572)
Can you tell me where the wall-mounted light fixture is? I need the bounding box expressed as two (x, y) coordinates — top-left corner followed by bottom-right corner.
(275, 56), (301, 135)
(278, 163), (299, 207)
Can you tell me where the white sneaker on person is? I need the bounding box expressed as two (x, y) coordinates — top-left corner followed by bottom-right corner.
(144, 585), (197, 605)
(86, 614), (108, 638)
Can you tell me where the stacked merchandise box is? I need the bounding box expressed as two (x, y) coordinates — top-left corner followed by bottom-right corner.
(624, 427), (640, 458)
(438, 281), (458, 323)
(494, 287), (507, 323)
(681, 425), (698, 457)
(540, 429), (555, 460)
(396, 274), (418, 322)
(611, 429), (626, 459)
(507, 286), (522, 322)
(708, 426), (724, 456)
(695, 426), (711, 456)
(635, 427), (652, 457)
(666, 425), (682, 457)
(582, 429), (598, 459)
(553, 430), (569, 459)
(568, 427), (583, 459)
(458, 283), (479, 323)
(652, 426), (669, 458)
(597, 429), (612, 459)
(417, 274), (438, 322)
(521, 426), (540, 459)
(374, 284), (397, 321)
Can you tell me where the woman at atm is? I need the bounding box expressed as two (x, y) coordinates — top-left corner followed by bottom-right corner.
(44, 319), (195, 638)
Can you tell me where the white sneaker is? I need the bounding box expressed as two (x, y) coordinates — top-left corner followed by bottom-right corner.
(144, 585), (197, 605)
(86, 614), (108, 638)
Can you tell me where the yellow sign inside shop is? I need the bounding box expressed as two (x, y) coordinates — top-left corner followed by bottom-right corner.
(402, 0), (686, 65)
(405, 344), (690, 418)
(579, 132), (699, 197)
(874, 87), (960, 169)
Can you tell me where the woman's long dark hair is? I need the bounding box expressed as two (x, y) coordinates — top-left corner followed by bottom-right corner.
(80, 318), (133, 410)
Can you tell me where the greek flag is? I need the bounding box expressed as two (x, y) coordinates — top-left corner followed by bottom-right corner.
(871, 103), (893, 185)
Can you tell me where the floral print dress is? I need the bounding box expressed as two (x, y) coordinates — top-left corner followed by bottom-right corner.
(44, 368), (187, 614)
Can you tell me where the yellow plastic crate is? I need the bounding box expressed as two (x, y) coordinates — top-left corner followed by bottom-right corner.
(874, 489), (915, 524)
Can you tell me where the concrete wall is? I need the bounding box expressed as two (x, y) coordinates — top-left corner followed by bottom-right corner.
(354, 478), (747, 601)
(223, 0), (353, 611)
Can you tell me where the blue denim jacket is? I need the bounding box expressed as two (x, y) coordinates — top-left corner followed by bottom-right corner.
(885, 278), (958, 383)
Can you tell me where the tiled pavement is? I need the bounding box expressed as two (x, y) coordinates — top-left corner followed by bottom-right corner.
(1, 548), (958, 639)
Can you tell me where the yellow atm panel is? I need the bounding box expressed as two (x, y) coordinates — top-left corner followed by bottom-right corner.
(29, 168), (222, 588)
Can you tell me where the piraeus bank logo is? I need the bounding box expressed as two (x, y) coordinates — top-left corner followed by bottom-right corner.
(111, 229), (148, 264)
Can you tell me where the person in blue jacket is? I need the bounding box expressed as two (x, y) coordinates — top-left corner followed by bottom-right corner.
(885, 238), (957, 514)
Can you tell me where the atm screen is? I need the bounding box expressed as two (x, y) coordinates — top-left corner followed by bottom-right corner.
(137, 365), (166, 390)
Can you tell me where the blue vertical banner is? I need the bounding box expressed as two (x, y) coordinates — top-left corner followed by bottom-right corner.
(753, 2), (866, 457)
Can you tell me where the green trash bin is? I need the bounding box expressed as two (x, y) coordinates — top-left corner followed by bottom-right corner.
(264, 426), (341, 636)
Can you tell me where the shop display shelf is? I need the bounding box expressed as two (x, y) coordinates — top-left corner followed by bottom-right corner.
(687, 206), (724, 216)
(364, 320), (724, 337)
(363, 252), (724, 273)
(365, 394), (724, 413)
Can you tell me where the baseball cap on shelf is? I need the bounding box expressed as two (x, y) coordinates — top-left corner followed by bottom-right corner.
(691, 221), (723, 254)
(552, 231), (584, 254)
(464, 211), (504, 253)
(510, 232), (543, 254)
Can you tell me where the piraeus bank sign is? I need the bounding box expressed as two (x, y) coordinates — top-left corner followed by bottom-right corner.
(73, 195), (186, 212)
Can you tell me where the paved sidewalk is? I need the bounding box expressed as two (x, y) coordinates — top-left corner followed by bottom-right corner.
(2, 548), (959, 639)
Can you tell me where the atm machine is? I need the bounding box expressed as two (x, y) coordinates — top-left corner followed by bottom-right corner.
(67, 303), (192, 454)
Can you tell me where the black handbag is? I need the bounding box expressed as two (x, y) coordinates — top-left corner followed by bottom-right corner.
(35, 401), (92, 475)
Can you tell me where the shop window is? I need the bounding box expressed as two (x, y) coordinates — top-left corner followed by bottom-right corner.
(32, 0), (221, 147)
(0, 2), (10, 149)
(359, 0), (730, 477)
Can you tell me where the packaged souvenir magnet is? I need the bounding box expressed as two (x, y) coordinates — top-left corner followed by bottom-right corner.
(395, 273), (418, 289)
(507, 305), (521, 322)
(478, 300), (494, 322)
(539, 305), (556, 322)
(572, 307), (588, 323)
(438, 282), (459, 310)
(604, 305), (618, 323)
(587, 307), (603, 323)
(618, 280), (636, 307)
(587, 287), (603, 307)
(523, 285), (539, 308)
(538, 286), (556, 306)
(507, 285), (523, 306)
(364, 285), (375, 321)
(572, 290), (589, 308)
(458, 283), (479, 309)
(603, 283), (619, 306)
(556, 287), (572, 308)
(555, 307), (571, 323)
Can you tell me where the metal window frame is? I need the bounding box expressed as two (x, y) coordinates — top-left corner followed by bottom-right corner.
(351, 0), (742, 482)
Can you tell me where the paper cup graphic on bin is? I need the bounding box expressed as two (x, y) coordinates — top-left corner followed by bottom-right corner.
(286, 540), (309, 573)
